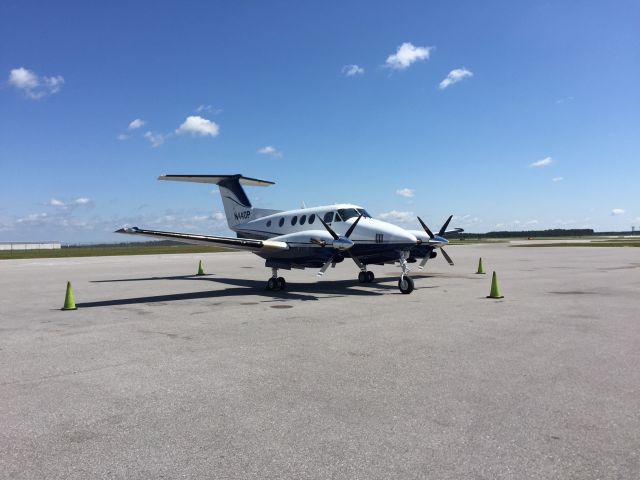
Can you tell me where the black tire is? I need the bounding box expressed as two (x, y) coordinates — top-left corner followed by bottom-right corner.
(398, 276), (414, 294)
(366, 271), (375, 283)
(277, 277), (286, 290)
(267, 278), (277, 290)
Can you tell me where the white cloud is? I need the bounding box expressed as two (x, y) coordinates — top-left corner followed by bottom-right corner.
(196, 104), (222, 114)
(128, 118), (145, 130)
(378, 210), (414, 223)
(44, 76), (64, 94)
(144, 131), (165, 147)
(525, 219), (539, 225)
(212, 212), (226, 221)
(116, 133), (130, 141)
(257, 145), (283, 158)
(552, 176), (563, 182)
(175, 115), (220, 137)
(17, 212), (48, 224)
(453, 214), (482, 226)
(529, 156), (553, 168)
(342, 64), (364, 76)
(47, 197), (91, 209)
(8, 67), (64, 99)
(395, 188), (415, 198)
(385, 42), (433, 70)
(9, 67), (38, 90)
(611, 208), (625, 216)
(439, 68), (473, 89)
(556, 96), (574, 104)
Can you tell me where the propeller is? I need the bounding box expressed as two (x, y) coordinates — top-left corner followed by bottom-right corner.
(313, 213), (364, 277)
(416, 215), (457, 268)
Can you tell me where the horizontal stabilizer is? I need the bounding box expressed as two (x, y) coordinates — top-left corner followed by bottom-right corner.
(158, 174), (274, 187)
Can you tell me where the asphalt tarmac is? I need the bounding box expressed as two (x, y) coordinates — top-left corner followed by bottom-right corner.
(1, 244), (639, 479)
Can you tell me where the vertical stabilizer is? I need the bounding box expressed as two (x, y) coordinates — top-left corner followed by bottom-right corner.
(158, 174), (278, 229)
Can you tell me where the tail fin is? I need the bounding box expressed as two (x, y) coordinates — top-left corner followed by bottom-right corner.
(159, 174), (278, 229)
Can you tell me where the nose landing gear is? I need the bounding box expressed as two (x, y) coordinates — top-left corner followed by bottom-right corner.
(398, 276), (414, 294)
(398, 251), (414, 294)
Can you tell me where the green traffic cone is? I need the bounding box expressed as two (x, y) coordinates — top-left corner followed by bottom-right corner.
(62, 281), (77, 310)
(197, 260), (205, 276)
(476, 257), (486, 274)
(487, 271), (504, 299)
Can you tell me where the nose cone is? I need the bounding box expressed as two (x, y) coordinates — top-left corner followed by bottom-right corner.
(362, 219), (417, 245)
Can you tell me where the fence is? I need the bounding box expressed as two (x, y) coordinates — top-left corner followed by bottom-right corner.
(0, 242), (62, 251)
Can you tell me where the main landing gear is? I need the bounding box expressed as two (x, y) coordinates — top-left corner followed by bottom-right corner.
(266, 267), (286, 291)
(351, 255), (374, 284)
(357, 271), (375, 283)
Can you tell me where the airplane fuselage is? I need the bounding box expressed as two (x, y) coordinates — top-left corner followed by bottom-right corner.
(233, 203), (422, 268)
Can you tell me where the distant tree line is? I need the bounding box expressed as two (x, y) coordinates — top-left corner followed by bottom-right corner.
(449, 229), (595, 239)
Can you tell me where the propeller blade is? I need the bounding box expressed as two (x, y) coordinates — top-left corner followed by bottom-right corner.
(318, 217), (339, 240)
(344, 213), (363, 238)
(417, 216), (435, 239)
(418, 255), (430, 270)
(438, 215), (453, 237)
(317, 258), (333, 277)
(440, 247), (454, 266)
(346, 251), (365, 270)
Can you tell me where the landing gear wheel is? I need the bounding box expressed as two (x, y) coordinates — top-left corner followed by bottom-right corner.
(277, 277), (286, 290)
(358, 272), (366, 283)
(398, 276), (414, 294)
(267, 277), (277, 291)
(366, 271), (375, 283)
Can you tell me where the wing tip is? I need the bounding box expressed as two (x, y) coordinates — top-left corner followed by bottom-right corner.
(115, 227), (139, 234)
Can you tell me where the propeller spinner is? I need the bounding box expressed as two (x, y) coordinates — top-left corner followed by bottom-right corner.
(312, 213), (364, 276)
(416, 215), (458, 268)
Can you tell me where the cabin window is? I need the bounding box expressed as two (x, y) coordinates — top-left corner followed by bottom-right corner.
(323, 212), (334, 223)
(308, 214), (316, 224)
(278, 218), (284, 227)
(300, 214), (306, 225)
(266, 220), (272, 227)
(291, 216), (298, 226)
(337, 208), (359, 221)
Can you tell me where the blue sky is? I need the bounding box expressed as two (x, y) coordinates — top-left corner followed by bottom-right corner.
(1, 0), (639, 242)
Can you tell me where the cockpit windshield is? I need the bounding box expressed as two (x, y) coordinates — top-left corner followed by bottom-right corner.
(337, 208), (360, 221)
(356, 208), (372, 218)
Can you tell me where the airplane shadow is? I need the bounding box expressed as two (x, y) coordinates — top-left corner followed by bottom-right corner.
(79, 274), (430, 308)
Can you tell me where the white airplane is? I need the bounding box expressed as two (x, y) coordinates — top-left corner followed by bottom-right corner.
(116, 174), (462, 294)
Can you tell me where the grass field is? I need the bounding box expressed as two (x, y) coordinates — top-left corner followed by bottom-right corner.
(0, 244), (231, 260)
(2, 236), (639, 260)
(513, 238), (640, 248)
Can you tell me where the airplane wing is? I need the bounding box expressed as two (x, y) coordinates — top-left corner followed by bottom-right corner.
(115, 227), (289, 252)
